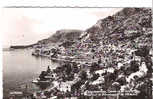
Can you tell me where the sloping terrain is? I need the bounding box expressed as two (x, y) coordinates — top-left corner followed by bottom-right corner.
(32, 8), (152, 99)
(35, 29), (83, 47)
(58, 8), (152, 99)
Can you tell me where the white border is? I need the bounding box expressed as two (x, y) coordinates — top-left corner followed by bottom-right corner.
(0, 0), (153, 7)
(0, 0), (152, 99)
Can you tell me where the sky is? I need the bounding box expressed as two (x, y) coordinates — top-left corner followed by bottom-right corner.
(0, 8), (122, 47)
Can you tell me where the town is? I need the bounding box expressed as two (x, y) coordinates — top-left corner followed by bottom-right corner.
(8, 8), (152, 99)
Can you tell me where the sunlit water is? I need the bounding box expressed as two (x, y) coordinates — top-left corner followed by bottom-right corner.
(3, 49), (59, 98)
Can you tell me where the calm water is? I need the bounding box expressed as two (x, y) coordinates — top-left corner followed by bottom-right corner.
(3, 49), (59, 98)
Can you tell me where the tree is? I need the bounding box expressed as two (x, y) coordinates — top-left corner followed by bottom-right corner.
(47, 66), (51, 73)
(135, 46), (149, 57)
(65, 63), (72, 75)
(39, 71), (47, 81)
(130, 61), (139, 72)
(80, 71), (87, 80)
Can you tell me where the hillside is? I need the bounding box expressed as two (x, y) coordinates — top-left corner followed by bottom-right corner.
(35, 29), (83, 47)
(60, 8), (152, 62)
(31, 8), (152, 99)
(32, 8), (152, 65)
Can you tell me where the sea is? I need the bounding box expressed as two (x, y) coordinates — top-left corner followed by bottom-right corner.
(3, 49), (59, 98)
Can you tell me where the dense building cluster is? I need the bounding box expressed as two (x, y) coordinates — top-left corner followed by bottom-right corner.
(30, 8), (152, 99)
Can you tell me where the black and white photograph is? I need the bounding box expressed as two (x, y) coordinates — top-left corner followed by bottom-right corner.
(1, 8), (152, 99)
